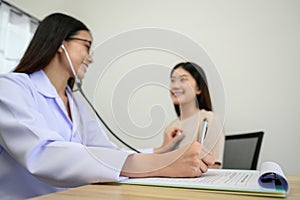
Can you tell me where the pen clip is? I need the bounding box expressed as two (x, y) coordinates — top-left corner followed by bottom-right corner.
(199, 118), (208, 143)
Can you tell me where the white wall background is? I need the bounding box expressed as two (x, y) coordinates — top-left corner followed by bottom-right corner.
(7, 0), (300, 175)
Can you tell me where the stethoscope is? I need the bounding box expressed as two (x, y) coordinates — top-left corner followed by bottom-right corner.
(61, 44), (140, 153)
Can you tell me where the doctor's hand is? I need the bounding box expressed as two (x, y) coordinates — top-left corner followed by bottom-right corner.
(154, 127), (185, 154)
(159, 141), (215, 177)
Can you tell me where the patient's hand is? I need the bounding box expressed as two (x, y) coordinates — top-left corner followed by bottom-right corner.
(154, 127), (185, 154)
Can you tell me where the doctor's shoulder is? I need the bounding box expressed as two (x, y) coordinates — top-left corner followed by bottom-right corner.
(0, 72), (35, 96)
(0, 72), (31, 86)
(0, 72), (32, 87)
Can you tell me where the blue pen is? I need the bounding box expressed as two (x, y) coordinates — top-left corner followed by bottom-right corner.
(198, 118), (208, 143)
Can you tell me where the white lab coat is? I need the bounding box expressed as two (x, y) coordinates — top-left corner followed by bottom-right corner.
(0, 70), (132, 199)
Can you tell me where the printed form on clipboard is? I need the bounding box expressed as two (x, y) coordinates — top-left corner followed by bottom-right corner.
(119, 161), (289, 198)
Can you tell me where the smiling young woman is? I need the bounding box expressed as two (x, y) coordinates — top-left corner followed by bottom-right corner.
(155, 62), (225, 169)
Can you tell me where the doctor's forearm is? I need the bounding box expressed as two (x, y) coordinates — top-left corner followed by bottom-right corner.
(120, 142), (214, 178)
(120, 152), (174, 177)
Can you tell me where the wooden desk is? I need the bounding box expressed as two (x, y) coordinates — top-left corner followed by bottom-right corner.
(30, 175), (300, 200)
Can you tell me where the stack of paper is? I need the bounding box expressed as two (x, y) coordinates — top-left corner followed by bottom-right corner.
(119, 161), (289, 198)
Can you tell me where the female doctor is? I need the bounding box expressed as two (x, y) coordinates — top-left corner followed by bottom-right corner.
(0, 13), (214, 199)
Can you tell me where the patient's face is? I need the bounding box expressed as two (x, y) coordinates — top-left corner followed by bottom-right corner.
(170, 67), (200, 106)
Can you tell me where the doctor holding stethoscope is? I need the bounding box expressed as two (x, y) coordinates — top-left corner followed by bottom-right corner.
(0, 13), (214, 200)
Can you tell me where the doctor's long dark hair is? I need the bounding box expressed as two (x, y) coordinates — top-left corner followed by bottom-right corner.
(13, 13), (90, 88)
(171, 62), (212, 117)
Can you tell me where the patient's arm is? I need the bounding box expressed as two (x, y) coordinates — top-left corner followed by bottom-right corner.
(154, 127), (185, 154)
